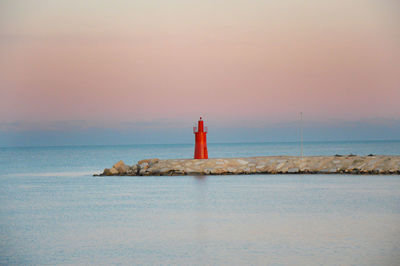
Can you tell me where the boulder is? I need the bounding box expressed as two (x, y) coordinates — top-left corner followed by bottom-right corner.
(109, 167), (119, 175)
(113, 160), (130, 175)
(138, 158), (159, 166)
(137, 158), (159, 175)
(126, 165), (138, 176)
(131, 164), (138, 174)
(102, 168), (112, 176)
(138, 163), (149, 175)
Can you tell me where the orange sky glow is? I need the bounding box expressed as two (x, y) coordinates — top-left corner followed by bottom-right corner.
(1, 0), (399, 128)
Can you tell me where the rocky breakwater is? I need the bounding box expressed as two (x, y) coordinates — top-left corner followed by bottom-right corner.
(96, 155), (400, 176)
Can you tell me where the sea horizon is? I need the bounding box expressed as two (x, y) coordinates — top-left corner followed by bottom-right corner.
(2, 138), (400, 149)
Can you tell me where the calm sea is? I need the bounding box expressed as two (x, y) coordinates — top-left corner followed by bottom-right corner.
(1, 141), (400, 265)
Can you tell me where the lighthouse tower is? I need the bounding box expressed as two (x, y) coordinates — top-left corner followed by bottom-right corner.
(193, 117), (208, 159)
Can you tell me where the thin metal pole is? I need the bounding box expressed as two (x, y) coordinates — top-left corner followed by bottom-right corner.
(300, 112), (303, 158)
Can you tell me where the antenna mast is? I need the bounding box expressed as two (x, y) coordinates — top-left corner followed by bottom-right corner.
(300, 112), (303, 158)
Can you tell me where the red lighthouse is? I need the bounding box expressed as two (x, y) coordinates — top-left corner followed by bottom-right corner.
(193, 117), (208, 159)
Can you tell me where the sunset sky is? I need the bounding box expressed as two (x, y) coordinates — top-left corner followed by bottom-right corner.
(0, 0), (399, 145)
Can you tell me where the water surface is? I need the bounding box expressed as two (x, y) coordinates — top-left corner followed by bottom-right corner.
(0, 141), (399, 265)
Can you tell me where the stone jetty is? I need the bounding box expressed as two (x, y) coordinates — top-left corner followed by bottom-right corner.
(96, 155), (400, 176)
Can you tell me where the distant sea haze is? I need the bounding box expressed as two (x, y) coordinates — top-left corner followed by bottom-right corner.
(1, 118), (400, 146)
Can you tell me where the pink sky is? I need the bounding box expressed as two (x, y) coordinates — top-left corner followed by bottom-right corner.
(1, 0), (399, 126)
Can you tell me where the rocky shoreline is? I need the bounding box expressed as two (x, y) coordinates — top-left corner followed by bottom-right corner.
(95, 155), (400, 176)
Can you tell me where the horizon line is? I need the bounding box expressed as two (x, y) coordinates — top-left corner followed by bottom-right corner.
(2, 139), (400, 149)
